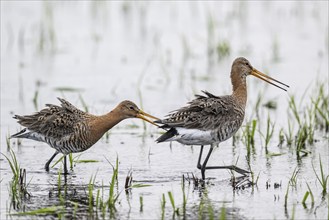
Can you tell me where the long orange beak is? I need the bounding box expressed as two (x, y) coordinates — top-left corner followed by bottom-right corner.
(251, 68), (289, 91)
(137, 110), (160, 127)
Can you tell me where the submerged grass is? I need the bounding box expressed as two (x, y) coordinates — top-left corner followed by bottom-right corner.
(88, 173), (97, 214)
(284, 119), (294, 146)
(258, 114), (275, 155)
(125, 170), (133, 191)
(2, 148), (31, 212)
(288, 95), (301, 126)
(105, 131), (110, 143)
(69, 153), (74, 170)
(312, 155), (329, 195)
(242, 119), (257, 158)
(32, 157), (124, 218)
(181, 176), (187, 215)
(305, 182), (315, 206)
(302, 182), (314, 208)
(168, 191), (179, 216)
(57, 168), (61, 195)
(160, 193), (166, 220)
(75, 159), (99, 163)
(264, 114), (275, 152)
(54, 87), (83, 93)
(13, 206), (64, 216)
(74, 157), (121, 219)
(286, 82), (328, 161)
(197, 190), (225, 220)
(254, 92), (263, 119)
(246, 156), (259, 187)
(288, 167), (298, 188)
(284, 183), (290, 209)
(124, 170), (151, 191)
(263, 99), (277, 110)
(302, 191), (310, 205)
(6, 134), (11, 150)
(295, 124), (309, 158)
(139, 195), (143, 212)
(32, 89), (39, 111)
(314, 99), (329, 132)
(107, 157), (120, 210)
(220, 204), (226, 220)
(312, 82), (329, 131)
(51, 153), (98, 172)
(52, 155), (65, 170)
(278, 128), (285, 147)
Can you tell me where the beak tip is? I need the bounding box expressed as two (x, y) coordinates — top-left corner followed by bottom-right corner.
(137, 111), (160, 127)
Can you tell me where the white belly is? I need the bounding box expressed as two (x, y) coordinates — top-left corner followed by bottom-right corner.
(165, 128), (217, 145)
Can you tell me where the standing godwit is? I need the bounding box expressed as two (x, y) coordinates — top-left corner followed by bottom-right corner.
(155, 57), (289, 180)
(11, 98), (159, 174)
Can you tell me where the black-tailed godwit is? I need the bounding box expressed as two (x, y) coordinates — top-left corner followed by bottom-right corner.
(155, 57), (289, 180)
(11, 98), (159, 174)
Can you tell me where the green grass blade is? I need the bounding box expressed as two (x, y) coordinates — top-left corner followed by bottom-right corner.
(75, 160), (99, 163)
(220, 204), (226, 220)
(305, 182), (314, 205)
(13, 206), (64, 215)
(167, 191), (175, 210)
(130, 183), (152, 188)
(51, 155), (64, 168)
(302, 191), (309, 204)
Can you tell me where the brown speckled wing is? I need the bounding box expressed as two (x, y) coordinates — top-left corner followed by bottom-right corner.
(14, 98), (90, 138)
(157, 91), (243, 131)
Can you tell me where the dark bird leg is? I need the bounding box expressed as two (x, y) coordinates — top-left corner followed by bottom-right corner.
(198, 145), (250, 180)
(45, 151), (59, 172)
(204, 165), (250, 176)
(200, 145), (214, 180)
(196, 145), (204, 169)
(63, 155), (68, 175)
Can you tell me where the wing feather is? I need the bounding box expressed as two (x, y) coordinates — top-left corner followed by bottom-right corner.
(156, 91), (243, 131)
(14, 98), (90, 138)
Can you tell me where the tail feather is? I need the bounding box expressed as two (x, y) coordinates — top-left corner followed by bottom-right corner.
(13, 115), (36, 127)
(156, 128), (178, 143)
(11, 129), (45, 142)
(13, 114), (23, 120)
(10, 128), (27, 139)
(154, 120), (171, 129)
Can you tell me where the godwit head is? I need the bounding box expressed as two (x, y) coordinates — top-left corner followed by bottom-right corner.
(115, 100), (159, 125)
(231, 57), (289, 92)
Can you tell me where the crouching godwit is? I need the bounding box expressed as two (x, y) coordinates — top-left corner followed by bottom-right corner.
(11, 98), (159, 174)
(155, 57), (289, 180)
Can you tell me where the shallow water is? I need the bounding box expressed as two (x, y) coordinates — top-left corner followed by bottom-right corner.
(1, 1), (329, 219)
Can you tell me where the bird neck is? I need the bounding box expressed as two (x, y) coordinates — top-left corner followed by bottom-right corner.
(87, 110), (126, 145)
(232, 82), (247, 108)
(100, 110), (126, 131)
